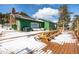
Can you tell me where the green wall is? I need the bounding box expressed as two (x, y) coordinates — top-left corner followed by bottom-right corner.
(20, 19), (31, 30)
(15, 18), (56, 31)
(44, 21), (50, 30)
(44, 21), (56, 30)
(39, 22), (44, 28)
(16, 18), (44, 31)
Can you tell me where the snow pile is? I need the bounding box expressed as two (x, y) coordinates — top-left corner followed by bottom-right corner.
(0, 36), (46, 54)
(51, 32), (76, 45)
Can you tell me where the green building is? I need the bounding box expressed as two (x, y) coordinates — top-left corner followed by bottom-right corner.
(43, 20), (56, 30)
(15, 17), (44, 31)
(13, 15), (56, 31)
(10, 9), (56, 31)
(11, 15), (56, 31)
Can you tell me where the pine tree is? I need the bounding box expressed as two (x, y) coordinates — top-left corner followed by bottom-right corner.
(0, 13), (5, 24)
(72, 15), (79, 31)
(57, 5), (70, 30)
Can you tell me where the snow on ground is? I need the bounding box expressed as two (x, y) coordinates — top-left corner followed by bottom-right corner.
(0, 29), (46, 40)
(0, 35), (46, 54)
(0, 27), (46, 54)
(0, 25), (46, 40)
(51, 31), (77, 45)
(0, 26), (77, 54)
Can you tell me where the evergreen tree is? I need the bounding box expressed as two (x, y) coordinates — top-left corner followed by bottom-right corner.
(72, 15), (79, 30)
(57, 5), (70, 30)
(0, 13), (5, 24)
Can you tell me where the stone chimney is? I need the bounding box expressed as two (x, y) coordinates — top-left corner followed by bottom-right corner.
(12, 8), (16, 14)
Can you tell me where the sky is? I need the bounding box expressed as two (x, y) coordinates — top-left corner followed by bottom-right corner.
(0, 4), (79, 22)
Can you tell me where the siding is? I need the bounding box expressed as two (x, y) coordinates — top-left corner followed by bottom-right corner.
(19, 19), (31, 31)
(44, 21), (50, 30)
(16, 18), (44, 31)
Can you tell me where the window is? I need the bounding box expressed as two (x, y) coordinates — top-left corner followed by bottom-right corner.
(31, 22), (39, 28)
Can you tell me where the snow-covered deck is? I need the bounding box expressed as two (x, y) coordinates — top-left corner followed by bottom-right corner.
(42, 31), (79, 54)
(0, 29), (79, 54)
(51, 31), (77, 45)
(0, 30), (47, 54)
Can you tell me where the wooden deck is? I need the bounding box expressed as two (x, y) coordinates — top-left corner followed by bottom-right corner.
(41, 31), (79, 54)
(42, 42), (79, 54)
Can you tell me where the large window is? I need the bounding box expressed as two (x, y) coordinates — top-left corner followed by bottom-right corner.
(31, 22), (39, 28)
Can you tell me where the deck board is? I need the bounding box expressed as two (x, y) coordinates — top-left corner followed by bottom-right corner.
(74, 43), (78, 54)
(43, 42), (79, 54)
(69, 43), (75, 54)
(42, 31), (79, 54)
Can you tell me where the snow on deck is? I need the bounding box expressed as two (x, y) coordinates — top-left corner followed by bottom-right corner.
(0, 30), (46, 54)
(0, 36), (45, 53)
(51, 31), (77, 45)
(0, 35), (46, 54)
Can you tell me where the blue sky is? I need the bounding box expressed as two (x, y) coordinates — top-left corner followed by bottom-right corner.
(0, 4), (79, 22)
(0, 4), (60, 15)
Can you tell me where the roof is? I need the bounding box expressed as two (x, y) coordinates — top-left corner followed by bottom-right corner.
(14, 14), (44, 22)
(38, 18), (57, 23)
(10, 11), (55, 23)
